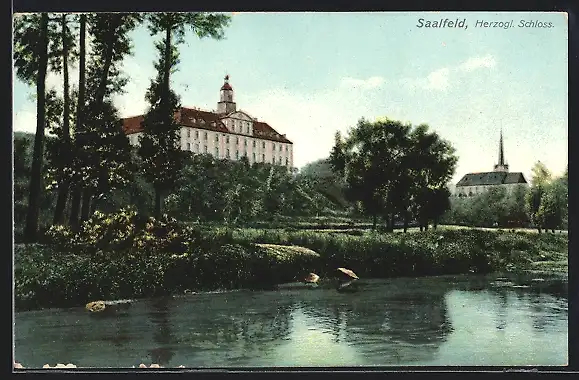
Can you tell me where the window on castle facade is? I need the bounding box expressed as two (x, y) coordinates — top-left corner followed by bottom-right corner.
(215, 147), (219, 157)
(253, 140), (256, 148)
(226, 149), (230, 158)
(244, 138), (247, 146)
(279, 144), (282, 152)
(204, 132), (208, 140)
(262, 154), (265, 162)
(195, 143), (199, 152)
(215, 135), (219, 142)
(226, 135), (230, 143)
(187, 129), (191, 138)
(262, 141), (266, 149)
(252, 153), (256, 162)
(236, 137), (239, 145)
(278, 157), (282, 165)
(204, 145), (208, 153)
(187, 143), (191, 150)
(236, 150), (239, 159)
(285, 157), (289, 166)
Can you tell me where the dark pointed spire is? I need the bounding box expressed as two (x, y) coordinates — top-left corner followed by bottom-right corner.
(498, 128), (505, 166)
(493, 127), (509, 172)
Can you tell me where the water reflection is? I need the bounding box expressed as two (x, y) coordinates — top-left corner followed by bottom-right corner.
(148, 297), (176, 366)
(14, 274), (568, 368)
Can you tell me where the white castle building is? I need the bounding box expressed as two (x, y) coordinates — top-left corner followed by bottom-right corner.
(122, 75), (294, 167)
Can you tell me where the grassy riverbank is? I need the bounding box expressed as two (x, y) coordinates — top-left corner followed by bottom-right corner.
(14, 210), (568, 311)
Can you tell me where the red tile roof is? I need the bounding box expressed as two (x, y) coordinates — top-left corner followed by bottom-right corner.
(122, 107), (292, 144)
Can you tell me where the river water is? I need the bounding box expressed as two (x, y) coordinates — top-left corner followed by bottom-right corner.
(14, 273), (568, 368)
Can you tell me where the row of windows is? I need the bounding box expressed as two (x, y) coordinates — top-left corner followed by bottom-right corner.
(183, 130), (290, 152)
(185, 143), (290, 166)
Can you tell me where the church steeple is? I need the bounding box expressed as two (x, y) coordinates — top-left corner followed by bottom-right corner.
(493, 128), (509, 172)
(217, 74), (236, 114)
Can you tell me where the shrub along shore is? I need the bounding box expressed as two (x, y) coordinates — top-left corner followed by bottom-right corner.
(14, 209), (568, 312)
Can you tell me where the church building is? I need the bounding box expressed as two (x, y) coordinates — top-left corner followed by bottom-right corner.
(121, 75), (294, 168)
(454, 130), (528, 197)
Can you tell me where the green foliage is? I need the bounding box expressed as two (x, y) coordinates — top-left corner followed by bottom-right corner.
(165, 155), (345, 223)
(16, 205), (568, 311)
(331, 118), (458, 230)
(227, 227), (567, 277)
(524, 161), (567, 232)
(44, 207), (197, 254)
(444, 184), (530, 228)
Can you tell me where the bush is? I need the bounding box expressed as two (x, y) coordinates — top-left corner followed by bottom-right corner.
(44, 207), (202, 255)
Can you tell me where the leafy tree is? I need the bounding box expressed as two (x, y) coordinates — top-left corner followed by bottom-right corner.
(139, 13), (230, 218)
(50, 13), (78, 225)
(13, 13), (51, 240)
(331, 118), (411, 230)
(525, 161), (557, 233)
(536, 177), (567, 232)
(505, 184), (529, 227)
(330, 118), (457, 232)
(76, 13), (143, 222)
(407, 124), (457, 231)
(67, 13), (87, 228)
(530, 160), (552, 187)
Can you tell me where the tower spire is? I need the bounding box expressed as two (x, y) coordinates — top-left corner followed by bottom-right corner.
(498, 127), (504, 166)
(493, 127), (509, 172)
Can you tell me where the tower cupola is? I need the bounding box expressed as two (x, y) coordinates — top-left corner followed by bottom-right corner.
(217, 74), (236, 114)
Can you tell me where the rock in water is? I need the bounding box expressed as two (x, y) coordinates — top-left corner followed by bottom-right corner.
(86, 301), (106, 313)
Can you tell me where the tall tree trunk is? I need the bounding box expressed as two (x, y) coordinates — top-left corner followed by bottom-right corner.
(403, 212), (409, 233)
(372, 213), (377, 231)
(24, 13), (49, 241)
(53, 13), (72, 225)
(150, 21), (173, 219)
(68, 14), (87, 228)
(389, 213), (395, 232)
(433, 217), (438, 230)
(68, 189), (82, 228)
(92, 16), (121, 199)
(80, 189), (92, 222)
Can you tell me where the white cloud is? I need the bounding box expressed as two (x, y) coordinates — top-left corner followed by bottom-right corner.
(339, 76), (385, 90)
(458, 54), (497, 72)
(425, 67), (450, 91)
(402, 54), (496, 92)
(401, 67), (450, 92)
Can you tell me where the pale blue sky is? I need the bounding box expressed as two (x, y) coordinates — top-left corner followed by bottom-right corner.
(13, 11), (568, 184)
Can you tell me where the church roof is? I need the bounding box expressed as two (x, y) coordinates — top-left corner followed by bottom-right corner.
(121, 107), (293, 144)
(456, 171), (527, 187)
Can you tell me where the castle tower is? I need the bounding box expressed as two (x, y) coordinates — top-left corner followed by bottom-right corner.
(493, 129), (509, 172)
(217, 74), (236, 114)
